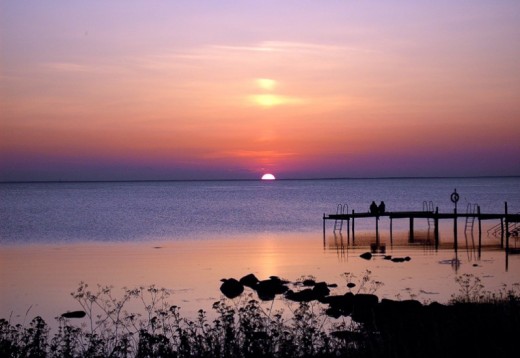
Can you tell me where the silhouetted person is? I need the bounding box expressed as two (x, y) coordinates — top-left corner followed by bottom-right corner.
(378, 201), (385, 214)
(370, 201), (378, 215)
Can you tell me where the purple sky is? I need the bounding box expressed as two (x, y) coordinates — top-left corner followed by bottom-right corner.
(1, 1), (520, 181)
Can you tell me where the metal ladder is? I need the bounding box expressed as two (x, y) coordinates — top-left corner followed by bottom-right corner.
(333, 203), (348, 232)
(464, 203), (478, 233)
(487, 212), (520, 238)
(422, 201), (434, 227)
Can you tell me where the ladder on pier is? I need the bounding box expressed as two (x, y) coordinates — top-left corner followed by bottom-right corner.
(465, 203), (478, 233)
(333, 204), (348, 232)
(487, 212), (520, 238)
(422, 201), (435, 227)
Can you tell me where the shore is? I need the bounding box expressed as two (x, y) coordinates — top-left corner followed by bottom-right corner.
(1, 262), (519, 358)
(2, 231), (519, 326)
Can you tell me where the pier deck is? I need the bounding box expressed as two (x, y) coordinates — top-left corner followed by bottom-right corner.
(326, 211), (520, 221)
(323, 203), (519, 253)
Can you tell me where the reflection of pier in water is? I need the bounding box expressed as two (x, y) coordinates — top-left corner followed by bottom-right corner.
(323, 202), (520, 270)
(325, 229), (510, 272)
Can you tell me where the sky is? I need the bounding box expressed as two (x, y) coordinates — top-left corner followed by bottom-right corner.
(1, 0), (519, 181)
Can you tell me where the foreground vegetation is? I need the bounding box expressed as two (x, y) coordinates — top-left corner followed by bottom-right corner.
(1, 273), (519, 357)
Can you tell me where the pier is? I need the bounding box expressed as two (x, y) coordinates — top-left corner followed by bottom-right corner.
(323, 202), (520, 253)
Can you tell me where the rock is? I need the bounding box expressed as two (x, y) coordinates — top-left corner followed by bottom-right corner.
(352, 294), (379, 324)
(381, 298), (422, 310)
(375, 299), (425, 327)
(220, 278), (244, 299)
(326, 307), (342, 318)
(256, 277), (288, 301)
(302, 279), (316, 286)
(61, 310), (86, 319)
(322, 292), (354, 317)
(360, 252), (372, 260)
(285, 289), (316, 302)
(239, 273), (259, 288)
(312, 282), (330, 298)
(268, 277), (289, 294)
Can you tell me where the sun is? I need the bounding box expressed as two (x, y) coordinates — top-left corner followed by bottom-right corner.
(251, 94), (284, 107)
(261, 173), (276, 180)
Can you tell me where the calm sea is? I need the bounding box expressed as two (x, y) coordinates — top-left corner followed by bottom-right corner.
(1, 177), (520, 324)
(1, 177), (519, 244)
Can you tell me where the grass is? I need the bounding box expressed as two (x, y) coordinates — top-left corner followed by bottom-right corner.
(1, 272), (519, 357)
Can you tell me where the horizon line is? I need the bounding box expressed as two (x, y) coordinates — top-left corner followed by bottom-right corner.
(1, 174), (519, 184)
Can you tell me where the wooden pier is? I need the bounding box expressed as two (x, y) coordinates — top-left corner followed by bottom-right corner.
(323, 202), (520, 253)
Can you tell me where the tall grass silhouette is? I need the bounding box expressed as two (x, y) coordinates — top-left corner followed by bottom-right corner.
(1, 273), (519, 357)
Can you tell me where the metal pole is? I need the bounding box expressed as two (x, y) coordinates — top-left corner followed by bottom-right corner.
(409, 217), (414, 243)
(451, 189), (459, 252)
(376, 216), (379, 247)
(505, 202), (509, 253)
(454, 208), (458, 253)
(347, 219), (350, 244)
(434, 207), (439, 249)
(323, 214), (326, 247)
(478, 206), (482, 258)
(500, 218), (504, 248)
(505, 202), (509, 271)
(390, 217), (393, 246)
(351, 209), (355, 244)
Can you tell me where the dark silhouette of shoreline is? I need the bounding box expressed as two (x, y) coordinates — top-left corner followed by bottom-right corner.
(1, 273), (518, 357)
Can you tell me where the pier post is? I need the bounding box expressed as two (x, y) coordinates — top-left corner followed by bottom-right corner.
(500, 218), (504, 248)
(505, 202), (509, 253)
(390, 218), (393, 246)
(454, 208), (458, 252)
(323, 214), (326, 247)
(375, 216), (380, 247)
(409, 217), (414, 243)
(434, 207), (439, 249)
(347, 220), (350, 244)
(352, 210), (355, 243)
(477, 206), (482, 258)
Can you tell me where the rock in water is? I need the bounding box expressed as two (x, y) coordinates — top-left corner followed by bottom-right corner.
(239, 273), (259, 288)
(220, 278), (244, 299)
(61, 311), (86, 319)
(285, 289), (316, 302)
(302, 279), (316, 286)
(360, 252), (372, 260)
(256, 277), (289, 301)
(312, 282), (330, 298)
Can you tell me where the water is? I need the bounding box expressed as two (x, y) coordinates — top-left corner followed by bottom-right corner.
(2, 177), (519, 244)
(1, 177), (519, 325)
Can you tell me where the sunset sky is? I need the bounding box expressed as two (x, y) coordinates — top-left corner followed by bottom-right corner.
(1, 1), (519, 181)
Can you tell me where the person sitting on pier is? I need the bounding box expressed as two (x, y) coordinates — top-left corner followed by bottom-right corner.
(370, 201), (378, 215)
(378, 201), (386, 214)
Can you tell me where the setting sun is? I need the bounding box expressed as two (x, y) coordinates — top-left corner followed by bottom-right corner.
(249, 94), (304, 107)
(251, 94), (284, 107)
(261, 173), (276, 180)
